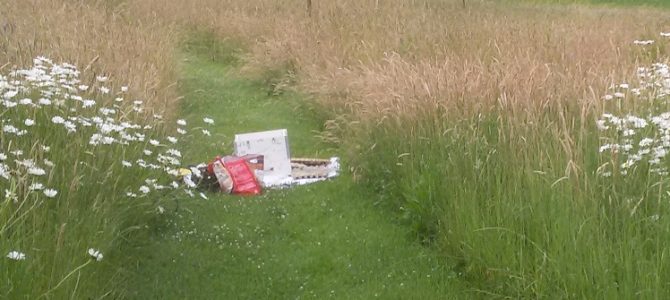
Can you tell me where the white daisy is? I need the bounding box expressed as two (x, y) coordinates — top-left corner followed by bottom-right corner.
(29, 183), (44, 191)
(43, 189), (58, 198)
(87, 248), (103, 261)
(6, 251), (26, 261)
(27, 167), (46, 176)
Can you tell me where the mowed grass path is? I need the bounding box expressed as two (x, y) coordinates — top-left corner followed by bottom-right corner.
(124, 39), (464, 299)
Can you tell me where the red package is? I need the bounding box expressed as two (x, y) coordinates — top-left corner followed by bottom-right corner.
(224, 158), (262, 195)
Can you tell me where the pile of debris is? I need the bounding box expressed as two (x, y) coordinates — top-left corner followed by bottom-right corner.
(176, 129), (339, 196)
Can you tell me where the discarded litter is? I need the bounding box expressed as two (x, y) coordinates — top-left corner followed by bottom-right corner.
(234, 129), (292, 187)
(174, 129), (339, 196)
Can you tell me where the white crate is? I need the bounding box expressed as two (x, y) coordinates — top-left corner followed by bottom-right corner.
(234, 129), (292, 186)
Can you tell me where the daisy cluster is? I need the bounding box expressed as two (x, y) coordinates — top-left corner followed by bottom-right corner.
(1, 57), (217, 261)
(597, 34), (670, 177)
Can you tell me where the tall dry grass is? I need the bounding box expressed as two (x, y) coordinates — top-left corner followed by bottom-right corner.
(127, 0), (666, 118)
(0, 0), (179, 116)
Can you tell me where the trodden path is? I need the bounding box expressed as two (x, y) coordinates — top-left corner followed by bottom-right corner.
(124, 39), (464, 299)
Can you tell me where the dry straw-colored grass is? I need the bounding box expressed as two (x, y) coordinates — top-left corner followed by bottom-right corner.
(0, 0), (179, 117)
(5, 0), (664, 124)
(127, 0), (668, 122)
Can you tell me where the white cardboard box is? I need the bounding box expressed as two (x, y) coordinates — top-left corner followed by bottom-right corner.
(234, 129), (292, 186)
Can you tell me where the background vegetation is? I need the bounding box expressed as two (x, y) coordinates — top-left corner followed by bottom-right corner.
(2, 0), (670, 298)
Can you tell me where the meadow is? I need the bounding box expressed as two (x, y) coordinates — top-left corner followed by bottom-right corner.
(2, 0), (670, 298)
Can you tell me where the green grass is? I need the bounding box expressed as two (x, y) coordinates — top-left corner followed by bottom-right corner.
(353, 103), (670, 298)
(123, 36), (466, 299)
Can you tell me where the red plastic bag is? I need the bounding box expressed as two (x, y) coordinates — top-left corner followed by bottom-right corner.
(224, 157), (262, 195)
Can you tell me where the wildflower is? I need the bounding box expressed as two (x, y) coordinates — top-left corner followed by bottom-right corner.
(143, 149), (153, 156)
(82, 100), (96, 108)
(640, 138), (654, 147)
(202, 129), (211, 136)
(633, 40), (654, 46)
(0, 164), (8, 179)
(136, 159), (147, 168)
(14, 158), (32, 167)
(619, 83), (629, 89)
(0, 153), (5, 161)
(157, 206), (165, 214)
(42, 146), (51, 152)
(621, 159), (635, 169)
(126, 192), (137, 198)
(3, 90), (18, 99)
(149, 139), (160, 146)
(626, 115), (647, 128)
(78, 85), (89, 91)
(27, 167), (46, 176)
(177, 128), (186, 135)
(203, 117), (214, 125)
(614, 92), (625, 98)
(24, 119), (34, 126)
(43, 189), (58, 198)
(3, 125), (18, 134)
(6, 251), (26, 261)
(103, 130), (122, 142)
(99, 87), (110, 94)
(51, 116), (65, 124)
(5, 189), (17, 202)
(599, 144), (615, 153)
(170, 181), (179, 189)
(96, 76), (108, 82)
(596, 120), (608, 131)
(603, 94), (613, 101)
(18, 98), (32, 105)
(29, 183), (44, 191)
(623, 129), (635, 137)
(166, 149), (181, 157)
(139, 185), (150, 194)
(122, 160), (132, 167)
(10, 150), (22, 156)
(661, 32), (670, 37)
(87, 248), (103, 261)
(62, 121), (76, 133)
(177, 119), (187, 126)
(153, 114), (163, 120)
(38, 98), (51, 106)
(167, 136), (177, 144)
(121, 86), (128, 92)
(2, 100), (16, 108)
(99, 108), (115, 116)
